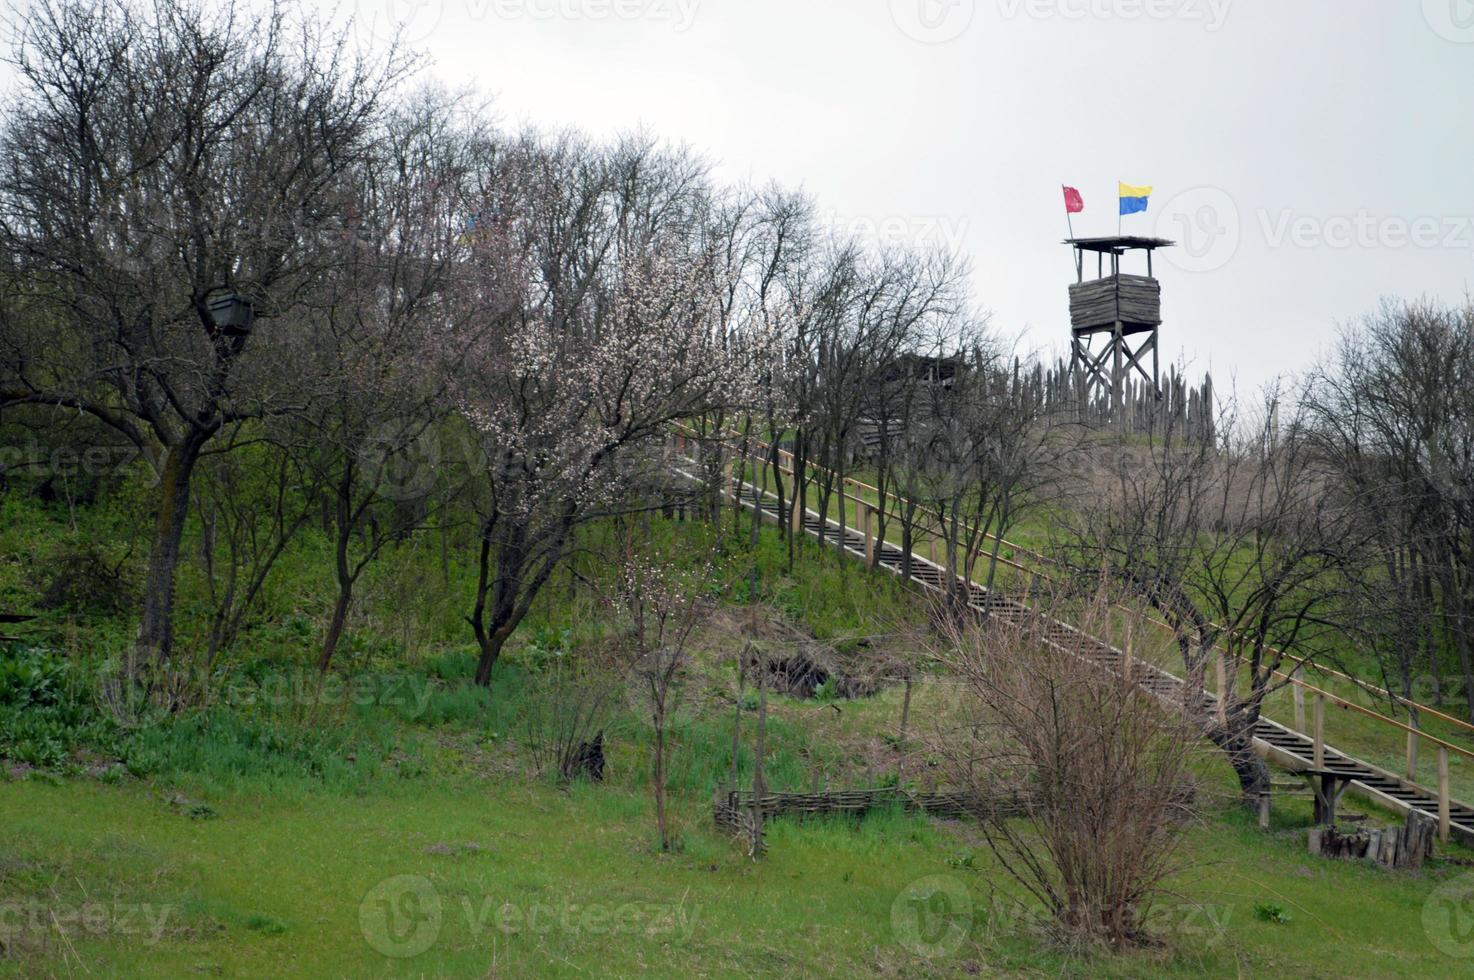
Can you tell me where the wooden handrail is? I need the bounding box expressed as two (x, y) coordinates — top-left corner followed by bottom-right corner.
(678, 425), (1474, 752)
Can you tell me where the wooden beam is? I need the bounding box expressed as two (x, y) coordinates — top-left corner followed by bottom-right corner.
(1440, 747), (1451, 843)
(1313, 693), (1326, 768)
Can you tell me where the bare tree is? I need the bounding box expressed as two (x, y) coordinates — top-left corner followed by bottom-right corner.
(933, 593), (1199, 950)
(620, 548), (708, 852)
(0, 0), (413, 670)
(1305, 300), (1474, 720)
(1063, 393), (1359, 803)
(287, 89), (486, 673)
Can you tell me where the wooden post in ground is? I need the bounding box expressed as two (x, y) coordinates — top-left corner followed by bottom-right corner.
(790, 489), (802, 533)
(1313, 693), (1326, 768)
(1407, 730), (1419, 782)
(1439, 747), (1451, 843)
(1257, 791), (1271, 831)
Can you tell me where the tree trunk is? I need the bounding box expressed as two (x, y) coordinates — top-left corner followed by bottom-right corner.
(474, 623), (514, 687)
(318, 471), (361, 674)
(653, 712), (669, 851)
(1206, 716), (1271, 806)
(135, 433), (208, 668)
(751, 647), (768, 858)
(318, 582), (354, 674)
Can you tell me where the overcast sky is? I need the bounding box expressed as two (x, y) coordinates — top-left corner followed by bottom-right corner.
(130, 2), (1474, 392)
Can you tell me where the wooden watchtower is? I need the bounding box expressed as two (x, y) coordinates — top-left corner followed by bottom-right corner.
(1065, 236), (1174, 415)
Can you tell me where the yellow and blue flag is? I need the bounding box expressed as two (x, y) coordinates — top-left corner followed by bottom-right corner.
(1119, 182), (1152, 216)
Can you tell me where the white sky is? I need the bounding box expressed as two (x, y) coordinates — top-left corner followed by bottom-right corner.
(352, 0), (1474, 394)
(15, 0), (1474, 393)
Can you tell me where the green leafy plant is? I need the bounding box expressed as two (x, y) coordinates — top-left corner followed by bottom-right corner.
(1254, 901), (1291, 924)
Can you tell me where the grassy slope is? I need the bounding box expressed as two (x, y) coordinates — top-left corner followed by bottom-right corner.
(746, 459), (1474, 803)
(2, 771), (1472, 978)
(3, 489), (1474, 976)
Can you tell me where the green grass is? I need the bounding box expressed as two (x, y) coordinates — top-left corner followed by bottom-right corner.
(3, 770), (1473, 977)
(7, 472), (1474, 976)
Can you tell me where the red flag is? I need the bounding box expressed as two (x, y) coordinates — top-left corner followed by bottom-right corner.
(1062, 186), (1085, 214)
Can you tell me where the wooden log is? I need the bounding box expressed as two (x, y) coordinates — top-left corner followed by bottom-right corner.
(1313, 693), (1326, 768)
(1402, 810), (1435, 868)
(1439, 747), (1451, 843)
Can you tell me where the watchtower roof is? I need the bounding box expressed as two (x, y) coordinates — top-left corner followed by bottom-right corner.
(1064, 236), (1175, 254)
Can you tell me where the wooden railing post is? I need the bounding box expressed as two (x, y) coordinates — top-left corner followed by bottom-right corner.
(1313, 693), (1326, 768)
(927, 537), (938, 568)
(790, 489), (802, 532)
(1293, 679), (1306, 734)
(1407, 729), (1419, 782)
(862, 503), (874, 565)
(1439, 747), (1451, 843)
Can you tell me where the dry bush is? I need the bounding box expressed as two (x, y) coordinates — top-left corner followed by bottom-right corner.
(932, 594), (1201, 950)
(520, 652), (623, 784)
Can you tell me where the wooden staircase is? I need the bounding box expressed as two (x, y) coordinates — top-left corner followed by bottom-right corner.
(697, 467), (1474, 845)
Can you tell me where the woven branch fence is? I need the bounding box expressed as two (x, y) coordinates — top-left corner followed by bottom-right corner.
(712, 787), (1027, 829)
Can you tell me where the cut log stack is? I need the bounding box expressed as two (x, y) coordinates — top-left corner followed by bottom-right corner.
(1307, 810), (1436, 870)
(713, 787), (1025, 830)
(1067, 275), (1161, 329)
